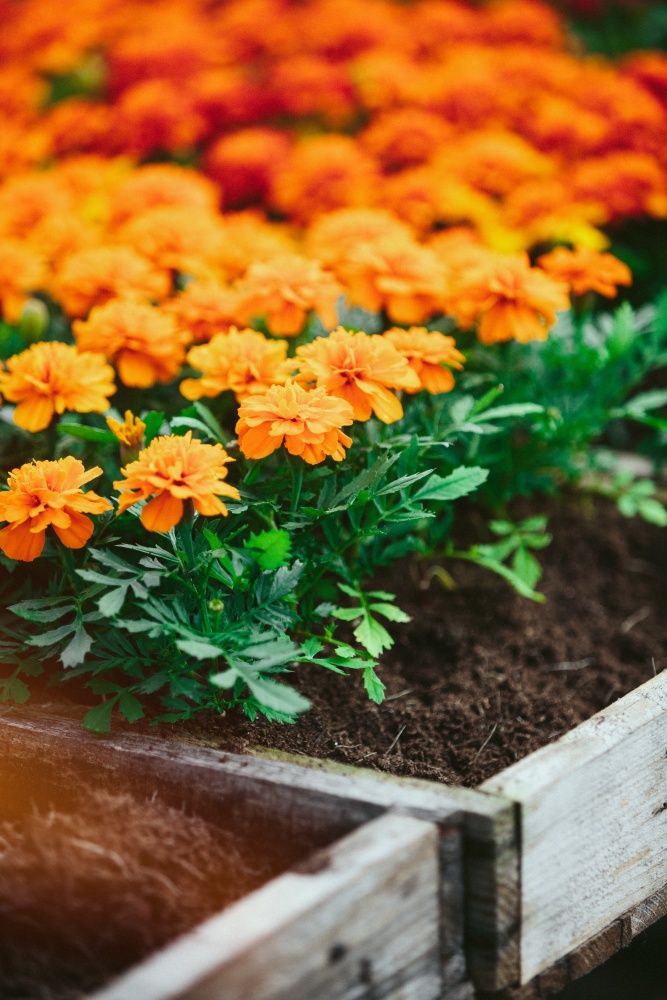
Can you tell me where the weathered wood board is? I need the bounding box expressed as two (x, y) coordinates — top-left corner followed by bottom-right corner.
(482, 668), (667, 984)
(88, 813), (442, 1000)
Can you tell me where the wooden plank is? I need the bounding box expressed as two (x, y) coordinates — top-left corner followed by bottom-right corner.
(88, 813), (442, 1000)
(481, 670), (667, 983)
(250, 747), (520, 993)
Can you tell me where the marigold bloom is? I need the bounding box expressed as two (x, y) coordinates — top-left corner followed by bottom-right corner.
(0, 457), (111, 562)
(296, 327), (420, 423)
(536, 247), (633, 299)
(304, 208), (413, 271)
(106, 410), (146, 448)
(114, 431), (240, 533)
(236, 380), (354, 465)
(447, 253), (570, 345)
(116, 206), (225, 278)
(0, 240), (46, 323)
(164, 280), (240, 343)
(335, 235), (447, 325)
(204, 128), (292, 209)
(181, 327), (293, 402)
(384, 327), (465, 394)
(235, 255), (341, 336)
(109, 164), (220, 226)
(212, 212), (296, 281)
(73, 300), (187, 388)
(0, 341), (116, 432)
(53, 245), (170, 318)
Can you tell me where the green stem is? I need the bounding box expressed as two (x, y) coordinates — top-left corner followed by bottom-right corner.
(290, 459), (304, 516)
(60, 545), (79, 596)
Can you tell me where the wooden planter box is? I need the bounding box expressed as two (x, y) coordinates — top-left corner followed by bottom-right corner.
(247, 669), (667, 998)
(3, 669), (666, 998)
(0, 712), (454, 1000)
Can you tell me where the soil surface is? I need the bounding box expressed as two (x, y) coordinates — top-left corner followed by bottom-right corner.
(208, 495), (667, 787)
(0, 779), (277, 1000)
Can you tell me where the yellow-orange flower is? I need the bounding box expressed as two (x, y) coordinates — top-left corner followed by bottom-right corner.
(106, 410), (146, 448)
(164, 280), (240, 343)
(447, 253), (569, 345)
(536, 247), (632, 299)
(296, 327), (420, 423)
(335, 235), (447, 325)
(73, 300), (187, 388)
(235, 255), (341, 336)
(236, 380), (354, 464)
(113, 431), (240, 533)
(384, 327), (465, 394)
(180, 327), (293, 402)
(52, 245), (170, 318)
(0, 457), (112, 562)
(0, 240), (46, 323)
(0, 342), (116, 432)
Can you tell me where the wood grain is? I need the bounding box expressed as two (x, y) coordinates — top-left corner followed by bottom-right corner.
(88, 813), (442, 1000)
(482, 670), (667, 983)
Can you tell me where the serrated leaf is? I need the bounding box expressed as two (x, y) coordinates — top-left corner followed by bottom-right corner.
(363, 666), (386, 704)
(372, 469), (432, 497)
(267, 561), (304, 601)
(118, 692), (144, 723)
(245, 529), (292, 570)
(302, 637), (323, 657)
(6, 676), (30, 704)
(82, 699), (116, 733)
(354, 614), (394, 658)
(98, 585), (129, 617)
(60, 622), (93, 668)
(176, 638), (222, 659)
(9, 599), (75, 623)
(414, 466), (489, 502)
(331, 606), (363, 621)
(368, 602), (411, 623)
(27, 623), (76, 647)
(244, 674), (311, 715)
(209, 668), (237, 689)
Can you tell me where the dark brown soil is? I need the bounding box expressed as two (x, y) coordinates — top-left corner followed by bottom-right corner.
(212, 495), (667, 787)
(0, 780), (277, 1000)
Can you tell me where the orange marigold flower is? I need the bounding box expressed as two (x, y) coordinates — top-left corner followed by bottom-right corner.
(296, 327), (420, 423)
(447, 253), (570, 345)
(164, 280), (240, 343)
(0, 342), (116, 432)
(204, 128), (292, 209)
(73, 300), (187, 388)
(236, 380), (354, 465)
(304, 208), (413, 272)
(335, 235), (447, 325)
(0, 239), (46, 323)
(113, 431), (240, 533)
(235, 255), (341, 337)
(212, 211), (296, 282)
(115, 206), (225, 279)
(536, 247), (632, 299)
(106, 410), (146, 448)
(0, 457), (112, 562)
(384, 327), (465, 394)
(181, 327), (293, 402)
(53, 245), (171, 318)
(108, 164), (220, 227)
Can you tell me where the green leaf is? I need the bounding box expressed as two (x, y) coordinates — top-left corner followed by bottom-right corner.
(6, 676), (30, 704)
(331, 606), (363, 621)
(475, 403), (544, 422)
(337, 582), (358, 598)
(209, 668), (237, 689)
(118, 692), (145, 723)
(143, 410), (165, 444)
(245, 529), (292, 570)
(193, 402), (228, 443)
(637, 498), (667, 527)
(57, 422), (117, 443)
(176, 638), (222, 660)
(372, 469), (432, 497)
(9, 598), (75, 623)
(98, 585), (129, 617)
(27, 623), (76, 647)
(60, 622), (93, 668)
(82, 699), (116, 733)
(267, 561), (304, 601)
(354, 614), (394, 658)
(414, 466), (489, 502)
(244, 674), (311, 715)
(512, 547), (542, 590)
(363, 666), (386, 704)
(622, 389), (667, 417)
(368, 602), (411, 623)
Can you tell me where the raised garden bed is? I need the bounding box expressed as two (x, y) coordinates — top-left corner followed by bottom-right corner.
(0, 712), (448, 1000)
(12, 496), (667, 999)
